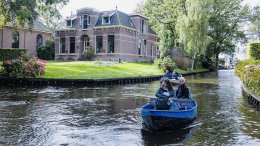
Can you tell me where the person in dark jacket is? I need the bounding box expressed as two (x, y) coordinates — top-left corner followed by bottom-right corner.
(176, 77), (190, 98)
(163, 69), (173, 79)
(155, 78), (176, 110)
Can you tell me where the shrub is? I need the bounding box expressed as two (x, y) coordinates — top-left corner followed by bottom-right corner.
(82, 47), (95, 60)
(0, 48), (27, 61)
(235, 59), (260, 95)
(154, 56), (176, 71)
(1, 56), (45, 78)
(248, 42), (260, 60)
(2, 57), (26, 78)
(37, 40), (55, 60)
(24, 57), (45, 77)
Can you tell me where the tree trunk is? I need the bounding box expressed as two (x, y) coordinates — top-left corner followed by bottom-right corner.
(215, 52), (219, 69)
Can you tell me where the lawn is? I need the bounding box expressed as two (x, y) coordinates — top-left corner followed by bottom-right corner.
(41, 61), (163, 79)
(40, 61), (207, 79)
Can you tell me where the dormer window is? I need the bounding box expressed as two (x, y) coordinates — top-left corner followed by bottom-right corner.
(103, 16), (110, 24)
(81, 14), (90, 29)
(102, 12), (114, 24)
(66, 19), (76, 27)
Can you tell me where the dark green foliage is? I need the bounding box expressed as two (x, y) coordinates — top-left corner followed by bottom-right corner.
(82, 47), (95, 60)
(37, 40), (55, 60)
(1, 56), (45, 78)
(154, 56), (176, 71)
(0, 48), (27, 61)
(0, 0), (69, 29)
(249, 42), (260, 60)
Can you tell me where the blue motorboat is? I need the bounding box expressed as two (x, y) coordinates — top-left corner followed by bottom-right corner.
(140, 97), (197, 131)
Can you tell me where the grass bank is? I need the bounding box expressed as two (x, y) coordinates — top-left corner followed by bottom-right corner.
(40, 61), (207, 79)
(235, 59), (260, 95)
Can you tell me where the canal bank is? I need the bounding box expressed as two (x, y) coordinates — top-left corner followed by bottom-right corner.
(0, 70), (210, 86)
(242, 84), (260, 106)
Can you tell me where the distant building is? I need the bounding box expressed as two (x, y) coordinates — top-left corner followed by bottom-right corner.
(55, 7), (157, 62)
(0, 20), (53, 56)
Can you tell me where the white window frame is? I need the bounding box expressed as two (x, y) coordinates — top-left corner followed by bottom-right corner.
(59, 37), (66, 54)
(83, 37), (90, 50)
(102, 16), (110, 24)
(82, 14), (90, 29)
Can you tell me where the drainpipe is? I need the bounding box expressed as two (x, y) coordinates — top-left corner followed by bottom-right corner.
(24, 31), (26, 49)
(1, 28), (3, 48)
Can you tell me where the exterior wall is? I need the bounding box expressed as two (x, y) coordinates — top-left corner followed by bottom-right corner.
(55, 9), (158, 62)
(0, 27), (52, 56)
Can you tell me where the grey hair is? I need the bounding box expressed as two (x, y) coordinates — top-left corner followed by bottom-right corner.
(178, 77), (185, 83)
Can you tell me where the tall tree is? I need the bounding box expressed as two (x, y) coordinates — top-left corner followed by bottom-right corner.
(206, 0), (249, 69)
(248, 6), (260, 40)
(176, 0), (212, 70)
(144, 0), (185, 58)
(0, 0), (68, 29)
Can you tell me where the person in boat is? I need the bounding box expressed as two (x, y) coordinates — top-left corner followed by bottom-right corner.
(176, 77), (190, 98)
(155, 78), (176, 110)
(163, 69), (173, 79)
(172, 68), (179, 80)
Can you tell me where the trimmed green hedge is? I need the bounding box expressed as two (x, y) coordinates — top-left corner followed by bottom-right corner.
(235, 59), (260, 95)
(248, 42), (260, 60)
(0, 48), (27, 61)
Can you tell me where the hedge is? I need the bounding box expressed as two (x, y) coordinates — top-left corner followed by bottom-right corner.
(235, 59), (260, 95)
(248, 42), (260, 60)
(0, 48), (27, 61)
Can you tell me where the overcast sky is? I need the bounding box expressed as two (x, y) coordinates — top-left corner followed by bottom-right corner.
(60, 0), (260, 18)
(60, 0), (142, 18)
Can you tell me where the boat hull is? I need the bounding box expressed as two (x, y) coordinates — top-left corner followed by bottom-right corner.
(140, 99), (197, 131)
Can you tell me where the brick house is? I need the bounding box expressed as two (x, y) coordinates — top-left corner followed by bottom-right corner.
(0, 20), (53, 56)
(55, 7), (157, 62)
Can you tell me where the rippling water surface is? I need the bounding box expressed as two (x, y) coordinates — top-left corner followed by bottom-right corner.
(0, 70), (259, 145)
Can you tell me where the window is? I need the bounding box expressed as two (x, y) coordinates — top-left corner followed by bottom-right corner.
(108, 35), (114, 53)
(144, 40), (147, 56)
(83, 36), (90, 50)
(67, 19), (76, 27)
(96, 36), (104, 53)
(36, 34), (43, 48)
(66, 20), (71, 27)
(141, 20), (144, 33)
(60, 37), (66, 54)
(82, 15), (90, 29)
(151, 45), (153, 56)
(12, 31), (19, 48)
(69, 37), (75, 54)
(138, 39), (141, 55)
(103, 16), (110, 24)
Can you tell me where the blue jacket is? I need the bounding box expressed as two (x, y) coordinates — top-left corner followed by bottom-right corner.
(163, 72), (173, 79)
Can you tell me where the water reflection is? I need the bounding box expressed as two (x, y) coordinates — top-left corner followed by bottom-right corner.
(141, 127), (194, 145)
(0, 70), (260, 145)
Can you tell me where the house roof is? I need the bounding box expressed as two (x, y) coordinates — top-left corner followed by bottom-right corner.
(95, 10), (136, 29)
(32, 20), (52, 33)
(6, 20), (52, 33)
(148, 26), (156, 35)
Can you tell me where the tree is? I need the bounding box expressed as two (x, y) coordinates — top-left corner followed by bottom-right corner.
(248, 6), (260, 40)
(133, 0), (146, 14)
(144, 0), (184, 58)
(176, 0), (212, 70)
(145, 0), (211, 70)
(0, 0), (68, 29)
(206, 0), (249, 69)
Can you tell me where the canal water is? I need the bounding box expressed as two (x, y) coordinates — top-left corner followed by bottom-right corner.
(0, 70), (260, 145)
